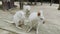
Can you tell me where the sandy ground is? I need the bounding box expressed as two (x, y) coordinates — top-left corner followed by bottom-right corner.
(0, 2), (60, 34)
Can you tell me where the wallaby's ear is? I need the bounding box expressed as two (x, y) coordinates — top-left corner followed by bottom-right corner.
(37, 12), (40, 16)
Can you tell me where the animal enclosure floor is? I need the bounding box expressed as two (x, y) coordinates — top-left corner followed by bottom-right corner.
(0, 3), (60, 34)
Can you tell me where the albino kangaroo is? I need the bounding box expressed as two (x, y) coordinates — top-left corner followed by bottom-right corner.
(13, 5), (31, 29)
(25, 10), (45, 34)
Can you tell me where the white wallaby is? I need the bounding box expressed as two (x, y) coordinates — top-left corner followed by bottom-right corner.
(25, 10), (45, 34)
(13, 5), (31, 29)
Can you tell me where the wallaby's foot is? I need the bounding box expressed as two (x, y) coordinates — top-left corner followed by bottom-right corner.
(26, 27), (32, 32)
(16, 26), (23, 30)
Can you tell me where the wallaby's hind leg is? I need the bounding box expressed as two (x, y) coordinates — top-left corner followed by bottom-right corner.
(15, 21), (22, 29)
(26, 26), (32, 32)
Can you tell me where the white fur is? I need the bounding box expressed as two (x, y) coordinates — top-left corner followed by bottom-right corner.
(25, 10), (45, 34)
(23, 5), (31, 11)
(13, 5), (31, 29)
(13, 10), (25, 29)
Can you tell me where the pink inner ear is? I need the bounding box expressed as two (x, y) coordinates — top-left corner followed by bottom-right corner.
(37, 12), (40, 16)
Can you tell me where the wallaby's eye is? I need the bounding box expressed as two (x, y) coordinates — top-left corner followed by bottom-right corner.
(40, 18), (43, 20)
